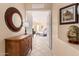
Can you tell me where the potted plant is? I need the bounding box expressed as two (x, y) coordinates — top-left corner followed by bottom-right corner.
(67, 25), (79, 44)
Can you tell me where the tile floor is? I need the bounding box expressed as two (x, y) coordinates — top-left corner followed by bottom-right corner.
(28, 34), (53, 56)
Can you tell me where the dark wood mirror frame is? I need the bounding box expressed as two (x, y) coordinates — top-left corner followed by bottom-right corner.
(5, 7), (23, 32)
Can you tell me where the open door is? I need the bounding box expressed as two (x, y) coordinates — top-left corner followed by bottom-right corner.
(26, 10), (52, 50)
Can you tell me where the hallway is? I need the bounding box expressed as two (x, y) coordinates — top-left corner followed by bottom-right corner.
(28, 34), (53, 56)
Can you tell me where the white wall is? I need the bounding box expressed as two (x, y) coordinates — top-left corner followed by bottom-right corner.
(0, 3), (25, 55)
(52, 3), (79, 56)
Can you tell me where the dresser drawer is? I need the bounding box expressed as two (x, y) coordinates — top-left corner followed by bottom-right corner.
(5, 35), (32, 56)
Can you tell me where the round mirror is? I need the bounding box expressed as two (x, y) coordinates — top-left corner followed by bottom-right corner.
(12, 13), (22, 28)
(5, 7), (23, 32)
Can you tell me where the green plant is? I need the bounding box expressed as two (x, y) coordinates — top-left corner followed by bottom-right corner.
(67, 25), (79, 40)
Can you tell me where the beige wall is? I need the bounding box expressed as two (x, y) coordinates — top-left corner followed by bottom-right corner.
(52, 3), (79, 56)
(0, 3), (25, 55)
(1, 3), (78, 56)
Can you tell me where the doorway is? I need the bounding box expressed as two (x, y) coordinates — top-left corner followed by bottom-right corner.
(26, 10), (52, 56)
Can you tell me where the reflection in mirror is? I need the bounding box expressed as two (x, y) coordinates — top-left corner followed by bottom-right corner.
(12, 13), (22, 28)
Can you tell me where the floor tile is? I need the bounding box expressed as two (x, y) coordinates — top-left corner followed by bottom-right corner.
(29, 34), (53, 56)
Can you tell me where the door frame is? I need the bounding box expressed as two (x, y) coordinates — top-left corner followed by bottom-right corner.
(26, 9), (52, 49)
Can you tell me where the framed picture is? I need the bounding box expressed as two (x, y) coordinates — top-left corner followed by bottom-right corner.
(60, 3), (78, 24)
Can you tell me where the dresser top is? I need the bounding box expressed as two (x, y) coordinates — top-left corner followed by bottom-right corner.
(5, 34), (32, 40)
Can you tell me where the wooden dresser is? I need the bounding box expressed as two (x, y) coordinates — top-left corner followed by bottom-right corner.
(5, 34), (32, 56)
